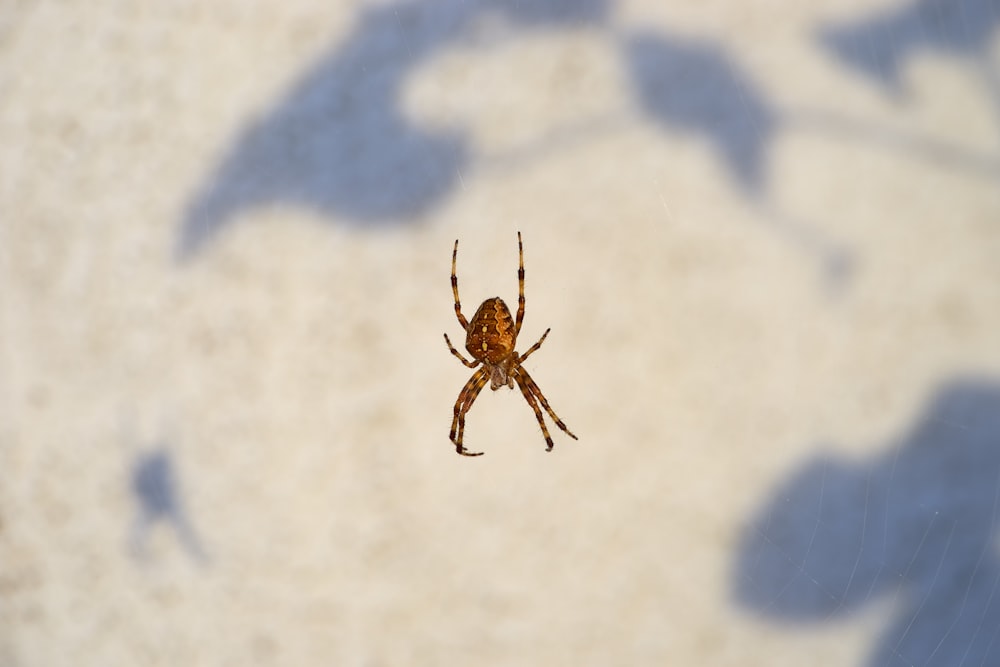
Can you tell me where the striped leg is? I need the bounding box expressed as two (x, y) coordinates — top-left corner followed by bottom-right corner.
(513, 370), (556, 451)
(451, 367), (488, 456)
(517, 328), (550, 363)
(514, 231), (525, 336)
(516, 366), (578, 442)
(451, 239), (469, 330)
(444, 333), (479, 368)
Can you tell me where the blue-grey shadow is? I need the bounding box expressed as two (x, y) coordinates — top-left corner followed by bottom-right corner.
(818, 0), (1000, 100)
(732, 378), (1000, 665)
(622, 18), (1000, 290)
(129, 445), (208, 565)
(622, 29), (854, 288)
(178, 0), (608, 260)
(816, 0), (1000, 182)
(624, 30), (777, 194)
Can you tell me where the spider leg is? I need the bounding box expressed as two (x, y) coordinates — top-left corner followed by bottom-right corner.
(517, 327), (550, 363)
(455, 376), (489, 456)
(451, 239), (469, 330)
(515, 366), (578, 442)
(451, 368), (485, 442)
(444, 333), (479, 368)
(451, 367), (489, 457)
(514, 231), (525, 336)
(512, 368), (556, 451)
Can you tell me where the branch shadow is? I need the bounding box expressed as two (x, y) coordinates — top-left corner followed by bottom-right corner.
(177, 0), (608, 260)
(731, 377), (1000, 666)
(621, 12), (999, 289)
(177, 0), (996, 299)
(621, 29), (853, 288)
(816, 0), (1000, 184)
(817, 0), (1000, 101)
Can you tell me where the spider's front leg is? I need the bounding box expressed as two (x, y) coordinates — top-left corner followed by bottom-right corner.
(451, 239), (470, 330)
(514, 231), (525, 336)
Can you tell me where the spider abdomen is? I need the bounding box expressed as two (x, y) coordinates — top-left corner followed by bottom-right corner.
(467, 297), (516, 364)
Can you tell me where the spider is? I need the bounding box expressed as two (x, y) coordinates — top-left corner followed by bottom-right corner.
(443, 231), (578, 456)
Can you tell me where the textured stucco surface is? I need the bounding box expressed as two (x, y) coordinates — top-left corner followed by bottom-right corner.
(2, 1), (1000, 665)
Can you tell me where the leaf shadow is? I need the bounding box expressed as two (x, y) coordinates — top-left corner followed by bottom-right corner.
(177, 0), (608, 260)
(732, 378), (1000, 666)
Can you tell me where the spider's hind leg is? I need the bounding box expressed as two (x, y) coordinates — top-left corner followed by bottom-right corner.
(513, 370), (556, 451)
(516, 366), (578, 442)
(451, 367), (489, 456)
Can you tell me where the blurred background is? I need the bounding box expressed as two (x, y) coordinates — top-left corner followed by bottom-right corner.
(2, 0), (999, 664)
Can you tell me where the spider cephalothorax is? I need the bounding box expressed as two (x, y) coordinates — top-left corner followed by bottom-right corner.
(443, 232), (578, 457)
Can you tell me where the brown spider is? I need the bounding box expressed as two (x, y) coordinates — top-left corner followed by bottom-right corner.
(444, 231), (578, 456)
